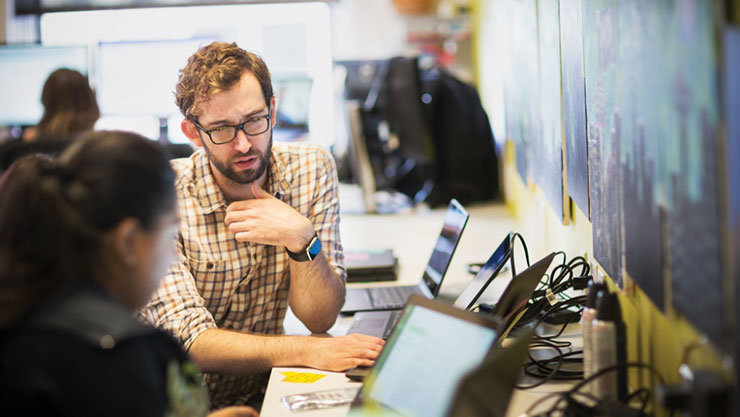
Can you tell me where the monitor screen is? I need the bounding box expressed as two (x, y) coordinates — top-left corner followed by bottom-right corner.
(366, 303), (498, 417)
(273, 77), (312, 129)
(0, 44), (88, 126)
(96, 38), (214, 118)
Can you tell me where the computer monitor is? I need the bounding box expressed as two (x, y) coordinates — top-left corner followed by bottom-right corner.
(96, 38), (215, 118)
(273, 77), (311, 129)
(272, 76), (312, 141)
(0, 44), (88, 126)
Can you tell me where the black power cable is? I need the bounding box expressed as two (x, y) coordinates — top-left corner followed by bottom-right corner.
(523, 363), (665, 416)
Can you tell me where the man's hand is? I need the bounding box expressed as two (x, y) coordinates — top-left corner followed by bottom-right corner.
(300, 334), (385, 371)
(225, 182), (314, 252)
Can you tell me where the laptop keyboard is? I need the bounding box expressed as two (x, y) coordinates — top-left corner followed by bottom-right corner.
(368, 286), (421, 310)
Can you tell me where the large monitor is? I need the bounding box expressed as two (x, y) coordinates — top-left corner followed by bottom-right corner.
(95, 38), (215, 118)
(272, 76), (312, 141)
(0, 44), (89, 126)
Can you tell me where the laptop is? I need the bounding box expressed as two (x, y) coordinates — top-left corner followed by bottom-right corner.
(486, 252), (556, 341)
(346, 232), (513, 339)
(446, 328), (534, 417)
(453, 232), (513, 310)
(340, 199), (469, 314)
(347, 295), (504, 417)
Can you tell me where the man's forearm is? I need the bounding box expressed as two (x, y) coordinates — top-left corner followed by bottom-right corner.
(188, 327), (383, 375)
(288, 251), (345, 333)
(188, 328), (305, 374)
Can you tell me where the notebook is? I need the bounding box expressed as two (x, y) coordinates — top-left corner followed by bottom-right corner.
(340, 199), (469, 314)
(347, 295), (504, 417)
(345, 248), (398, 283)
(346, 232), (513, 340)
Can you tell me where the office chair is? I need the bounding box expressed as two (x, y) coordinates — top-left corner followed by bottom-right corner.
(0, 138), (74, 174)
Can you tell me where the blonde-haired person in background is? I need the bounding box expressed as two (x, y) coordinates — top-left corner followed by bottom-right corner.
(138, 42), (384, 409)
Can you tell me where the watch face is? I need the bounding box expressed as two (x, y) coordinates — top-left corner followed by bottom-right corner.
(308, 236), (322, 258)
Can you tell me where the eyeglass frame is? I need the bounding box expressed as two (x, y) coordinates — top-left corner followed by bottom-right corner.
(190, 108), (272, 145)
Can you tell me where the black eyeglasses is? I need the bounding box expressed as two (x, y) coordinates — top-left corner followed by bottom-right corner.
(192, 113), (272, 145)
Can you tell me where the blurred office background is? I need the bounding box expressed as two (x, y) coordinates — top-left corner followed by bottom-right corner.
(4, 2), (740, 413)
(0, 0), (489, 213)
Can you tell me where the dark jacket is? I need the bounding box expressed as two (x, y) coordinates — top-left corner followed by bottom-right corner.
(0, 281), (209, 417)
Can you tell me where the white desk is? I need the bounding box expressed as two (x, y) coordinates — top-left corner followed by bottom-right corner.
(262, 367), (360, 416)
(262, 202), (578, 416)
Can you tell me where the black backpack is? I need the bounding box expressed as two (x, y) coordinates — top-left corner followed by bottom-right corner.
(420, 67), (500, 207)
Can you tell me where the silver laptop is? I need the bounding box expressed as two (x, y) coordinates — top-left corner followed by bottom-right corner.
(340, 199), (469, 314)
(347, 295), (504, 417)
(347, 232), (513, 339)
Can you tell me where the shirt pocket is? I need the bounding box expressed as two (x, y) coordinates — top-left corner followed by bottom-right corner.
(188, 256), (249, 321)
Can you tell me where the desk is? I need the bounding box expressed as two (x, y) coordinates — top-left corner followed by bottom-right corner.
(263, 202), (579, 416)
(262, 331), (582, 417)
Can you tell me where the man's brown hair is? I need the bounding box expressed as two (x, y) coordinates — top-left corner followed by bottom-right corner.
(175, 42), (273, 120)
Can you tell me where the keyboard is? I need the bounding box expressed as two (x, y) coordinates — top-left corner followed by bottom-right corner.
(368, 286), (421, 310)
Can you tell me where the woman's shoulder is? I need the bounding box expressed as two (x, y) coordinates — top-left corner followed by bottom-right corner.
(0, 289), (197, 417)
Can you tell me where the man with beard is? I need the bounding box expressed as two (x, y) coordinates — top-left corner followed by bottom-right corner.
(138, 42), (384, 409)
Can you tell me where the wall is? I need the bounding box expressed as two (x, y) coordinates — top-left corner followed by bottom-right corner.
(476, 0), (733, 414)
(330, 0), (407, 60)
(1, 0), (7, 43)
(1, 0), (38, 43)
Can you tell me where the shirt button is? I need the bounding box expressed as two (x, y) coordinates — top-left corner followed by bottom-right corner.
(100, 334), (115, 349)
(206, 262), (214, 269)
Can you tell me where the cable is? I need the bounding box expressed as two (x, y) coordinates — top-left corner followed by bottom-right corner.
(515, 340), (584, 390)
(511, 232), (531, 269)
(523, 362), (665, 417)
(514, 300), (586, 390)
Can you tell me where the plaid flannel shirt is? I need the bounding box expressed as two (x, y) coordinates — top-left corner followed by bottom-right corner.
(137, 142), (346, 407)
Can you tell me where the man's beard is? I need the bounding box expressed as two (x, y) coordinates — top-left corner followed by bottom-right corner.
(205, 131), (272, 185)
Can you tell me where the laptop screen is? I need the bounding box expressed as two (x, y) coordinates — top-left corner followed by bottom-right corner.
(454, 233), (512, 310)
(364, 298), (500, 417)
(421, 199), (469, 297)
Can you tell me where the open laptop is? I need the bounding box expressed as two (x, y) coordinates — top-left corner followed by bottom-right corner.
(347, 295), (504, 417)
(341, 199), (469, 314)
(446, 328), (534, 417)
(453, 232), (513, 310)
(346, 232), (513, 339)
(486, 252), (555, 342)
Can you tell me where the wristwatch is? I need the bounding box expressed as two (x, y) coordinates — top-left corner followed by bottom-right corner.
(287, 232), (322, 262)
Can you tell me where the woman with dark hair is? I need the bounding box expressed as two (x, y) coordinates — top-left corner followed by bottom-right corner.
(0, 68), (101, 172)
(0, 131), (257, 417)
(32, 67), (101, 141)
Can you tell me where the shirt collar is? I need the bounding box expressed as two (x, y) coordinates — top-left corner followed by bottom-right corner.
(191, 147), (293, 214)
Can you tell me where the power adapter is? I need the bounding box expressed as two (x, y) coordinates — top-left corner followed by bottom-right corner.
(540, 307), (582, 324)
(477, 303), (494, 313)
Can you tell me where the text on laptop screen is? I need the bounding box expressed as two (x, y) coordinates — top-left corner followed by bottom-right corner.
(367, 304), (498, 417)
(421, 202), (468, 295)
